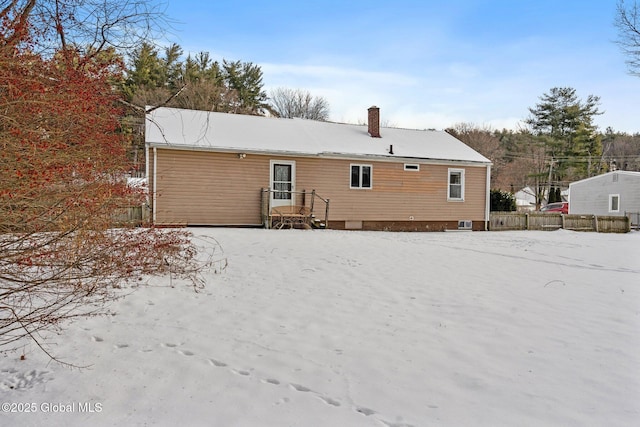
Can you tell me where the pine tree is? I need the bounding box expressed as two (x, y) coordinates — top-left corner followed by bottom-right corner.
(123, 43), (165, 99)
(222, 60), (268, 114)
(163, 43), (184, 91)
(525, 87), (602, 183)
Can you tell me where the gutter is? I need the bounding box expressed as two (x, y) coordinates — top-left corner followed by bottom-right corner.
(146, 143), (492, 167)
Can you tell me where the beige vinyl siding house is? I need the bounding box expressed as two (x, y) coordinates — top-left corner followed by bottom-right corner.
(146, 106), (492, 231)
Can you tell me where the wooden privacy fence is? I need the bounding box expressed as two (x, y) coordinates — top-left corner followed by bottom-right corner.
(113, 204), (150, 226)
(627, 212), (640, 230)
(489, 212), (630, 233)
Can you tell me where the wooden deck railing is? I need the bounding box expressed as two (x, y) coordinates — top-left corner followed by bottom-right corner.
(260, 188), (329, 229)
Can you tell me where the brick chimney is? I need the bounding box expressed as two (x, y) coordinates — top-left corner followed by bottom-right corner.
(368, 106), (381, 138)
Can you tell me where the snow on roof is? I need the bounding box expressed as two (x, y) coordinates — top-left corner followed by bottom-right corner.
(145, 107), (491, 164)
(569, 170), (640, 187)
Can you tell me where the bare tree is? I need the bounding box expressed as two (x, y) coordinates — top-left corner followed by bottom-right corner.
(602, 129), (640, 171)
(269, 87), (330, 121)
(0, 0), (214, 364)
(1, 0), (171, 57)
(447, 122), (507, 189)
(615, 0), (640, 75)
(500, 131), (549, 209)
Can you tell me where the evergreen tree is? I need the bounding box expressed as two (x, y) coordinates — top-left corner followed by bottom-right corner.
(222, 60), (268, 114)
(548, 186), (556, 203)
(490, 189), (516, 211)
(572, 122), (603, 178)
(122, 42), (270, 118)
(163, 43), (184, 91)
(124, 42), (165, 99)
(525, 87), (602, 183)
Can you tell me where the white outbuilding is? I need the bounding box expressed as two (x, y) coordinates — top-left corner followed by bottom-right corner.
(569, 171), (640, 221)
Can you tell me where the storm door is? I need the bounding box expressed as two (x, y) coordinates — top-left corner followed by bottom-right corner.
(270, 160), (296, 207)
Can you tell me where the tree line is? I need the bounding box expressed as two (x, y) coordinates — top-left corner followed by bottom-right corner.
(125, 43), (639, 202)
(122, 42), (329, 120)
(454, 0), (640, 209)
(124, 43), (269, 115)
(121, 42), (330, 173)
(448, 87), (640, 209)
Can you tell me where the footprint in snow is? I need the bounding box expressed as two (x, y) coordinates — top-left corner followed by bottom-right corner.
(91, 336), (104, 342)
(208, 359), (227, 368)
(290, 383), (312, 393)
(202, 361), (346, 413)
(274, 397), (290, 405)
(1, 369), (51, 392)
(178, 350), (195, 356)
(356, 406), (376, 416)
(381, 422), (416, 427)
(318, 395), (341, 407)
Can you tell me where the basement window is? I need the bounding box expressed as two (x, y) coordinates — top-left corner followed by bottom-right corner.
(458, 220), (473, 230)
(351, 164), (372, 189)
(404, 164), (420, 171)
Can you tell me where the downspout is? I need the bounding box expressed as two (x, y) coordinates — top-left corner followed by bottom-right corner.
(153, 146), (157, 224)
(144, 144), (150, 223)
(485, 164), (492, 231)
(145, 144), (149, 179)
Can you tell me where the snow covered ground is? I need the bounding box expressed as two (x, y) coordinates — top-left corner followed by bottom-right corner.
(1, 228), (639, 427)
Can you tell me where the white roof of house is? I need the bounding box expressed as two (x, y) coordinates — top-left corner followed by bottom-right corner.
(569, 170), (640, 187)
(145, 107), (491, 164)
(514, 186), (536, 207)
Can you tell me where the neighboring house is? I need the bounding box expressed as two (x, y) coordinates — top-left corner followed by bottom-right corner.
(145, 106), (492, 231)
(569, 171), (640, 217)
(514, 186), (536, 212)
(514, 186), (570, 212)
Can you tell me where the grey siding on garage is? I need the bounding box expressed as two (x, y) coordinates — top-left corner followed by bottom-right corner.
(569, 172), (640, 216)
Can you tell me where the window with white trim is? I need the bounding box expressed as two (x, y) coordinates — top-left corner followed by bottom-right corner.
(448, 168), (465, 201)
(350, 164), (372, 189)
(609, 194), (620, 212)
(404, 163), (420, 171)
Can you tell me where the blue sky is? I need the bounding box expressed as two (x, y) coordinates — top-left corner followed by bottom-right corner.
(163, 0), (639, 133)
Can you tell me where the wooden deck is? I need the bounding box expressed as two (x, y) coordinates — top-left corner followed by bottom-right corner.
(270, 205), (312, 229)
(261, 189), (330, 230)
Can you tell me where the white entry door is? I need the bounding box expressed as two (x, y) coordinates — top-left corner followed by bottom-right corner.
(270, 160), (296, 207)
